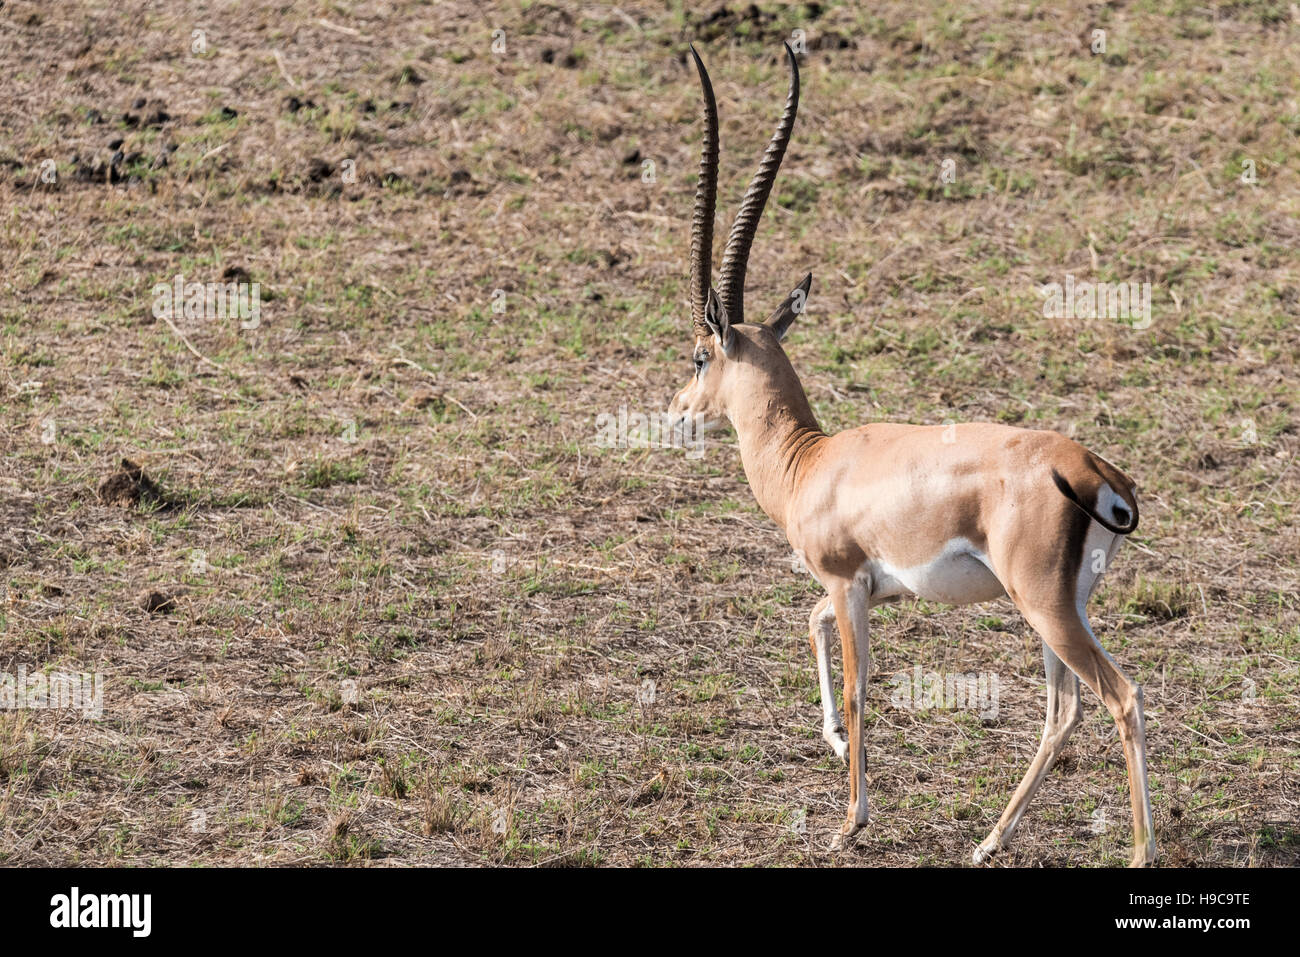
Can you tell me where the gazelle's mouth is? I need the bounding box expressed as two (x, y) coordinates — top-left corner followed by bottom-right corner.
(665, 410), (724, 454)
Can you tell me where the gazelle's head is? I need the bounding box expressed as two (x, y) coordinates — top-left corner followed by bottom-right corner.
(668, 44), (812, 431)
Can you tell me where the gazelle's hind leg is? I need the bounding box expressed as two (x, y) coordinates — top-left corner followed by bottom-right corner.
(975, 529), (1126, 864)
(1014, 601), (1155, 867)
(809, 595), (848, 764)
(973, 643), (1080, 863)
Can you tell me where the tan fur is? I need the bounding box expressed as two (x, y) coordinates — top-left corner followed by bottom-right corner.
(670, 322), (1155, 865)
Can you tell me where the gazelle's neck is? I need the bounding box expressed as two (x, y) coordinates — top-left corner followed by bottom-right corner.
(726, 362), (825, 531)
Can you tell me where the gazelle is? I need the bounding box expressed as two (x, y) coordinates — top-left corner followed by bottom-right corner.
(668, 44), (1155, 867)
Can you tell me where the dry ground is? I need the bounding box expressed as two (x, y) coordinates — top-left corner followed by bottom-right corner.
(1, 0), (1297, 866)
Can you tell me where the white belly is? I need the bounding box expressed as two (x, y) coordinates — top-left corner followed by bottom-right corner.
(868, 538), (1005, 606)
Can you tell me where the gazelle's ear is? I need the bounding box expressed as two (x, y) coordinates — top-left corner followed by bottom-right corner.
(766, 273), (812, 342)
(704, 287), (735, 356)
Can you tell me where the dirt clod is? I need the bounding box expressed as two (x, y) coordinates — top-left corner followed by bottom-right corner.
(137, 589), (177, 614)
(97, 458), (164, 508)
(402, 388), (440, 411)
(306, 157), (332, 181)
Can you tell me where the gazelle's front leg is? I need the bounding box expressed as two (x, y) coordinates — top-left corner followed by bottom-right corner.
(828, 574), (872, 849)
(809, 596), (848, 764)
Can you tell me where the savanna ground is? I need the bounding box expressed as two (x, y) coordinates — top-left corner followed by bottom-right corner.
(1, 0), (1297, 867)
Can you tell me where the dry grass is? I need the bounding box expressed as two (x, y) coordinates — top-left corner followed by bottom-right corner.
(0, 0), (1297, 866)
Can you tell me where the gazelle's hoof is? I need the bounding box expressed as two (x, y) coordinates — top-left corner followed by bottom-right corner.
(830, 821), (862, 852)
(973, 829), (1002, 865)
(1127, 836), (1157, 867)
(829, 832), (856, 852)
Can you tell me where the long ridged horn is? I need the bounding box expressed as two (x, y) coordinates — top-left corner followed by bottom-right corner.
(717, 42), (799, 322)
(688, 44), (719, 339)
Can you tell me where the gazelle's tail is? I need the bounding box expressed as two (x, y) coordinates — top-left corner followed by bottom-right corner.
(1050, 452), (1139, 535)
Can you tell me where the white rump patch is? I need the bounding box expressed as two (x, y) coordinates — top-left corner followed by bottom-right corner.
(1096, 482), (1132, 528)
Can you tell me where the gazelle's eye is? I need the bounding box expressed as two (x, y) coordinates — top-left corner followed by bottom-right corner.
(694, 355), (704, 372)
